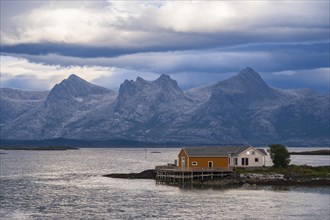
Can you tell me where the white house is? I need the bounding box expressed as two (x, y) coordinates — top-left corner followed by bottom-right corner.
(228, 146), (267, 167)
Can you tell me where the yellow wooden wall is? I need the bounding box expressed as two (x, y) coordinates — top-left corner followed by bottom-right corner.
(188, 157), (228, 168)
(178, 149), (228, 169)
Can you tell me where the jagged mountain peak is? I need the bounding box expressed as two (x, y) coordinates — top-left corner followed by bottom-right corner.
(65, 74), (94, 86)
(216, 67), (269, 92)
(154, 74), (181, 90)
(67, 73), (81, 80)
(117, 74), (187, 111)
(157, 74), (171, 80)
(136, 76), (145, 82)
(236, 67), (265, 83)
(58, 74), (82, 85)
(238, 66), (258, 75)
(119, 74), (180, 93)
(46, 74), (111, 102)
(1, 67), (328, 146)
(155, 74), (174, 83)
(210, 67), (279, 105)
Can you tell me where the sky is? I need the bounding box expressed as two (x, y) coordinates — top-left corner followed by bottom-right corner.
(0, 0), (329, 92)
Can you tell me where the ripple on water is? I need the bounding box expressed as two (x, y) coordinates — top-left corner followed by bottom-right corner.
(0, 148), (329, 219)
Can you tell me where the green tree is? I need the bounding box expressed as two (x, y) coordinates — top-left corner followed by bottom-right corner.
(269, 144), (291, 168)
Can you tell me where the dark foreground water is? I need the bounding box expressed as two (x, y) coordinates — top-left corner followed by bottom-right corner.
(0, 148), (329, 219)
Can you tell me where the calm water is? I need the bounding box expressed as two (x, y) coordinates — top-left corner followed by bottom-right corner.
(0, 148), (329, 220)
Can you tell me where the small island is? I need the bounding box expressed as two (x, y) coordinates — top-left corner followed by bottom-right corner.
(0, 146), (79, 151)
(290, 150), (330, 155)
(104, 145), (330, 188)
(103, 165), (330, 187)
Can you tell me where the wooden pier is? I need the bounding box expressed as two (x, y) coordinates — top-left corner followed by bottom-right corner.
(155, 165), (234, 185)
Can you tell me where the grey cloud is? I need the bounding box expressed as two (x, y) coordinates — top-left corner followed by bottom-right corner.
(5, 42), (328, 74)
(262, 69), (329, 93)
(1, 74), (50, 91)
(1, 1), (329, 51)
(1, 1), (329, 93)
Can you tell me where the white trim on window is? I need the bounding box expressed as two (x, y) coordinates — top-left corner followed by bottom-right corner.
(192, 161), (198, 166)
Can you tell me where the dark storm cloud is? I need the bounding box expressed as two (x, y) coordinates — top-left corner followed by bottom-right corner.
(1, 43), (151, 58)
(3, 42), (328, 74)
(1, 29), (329, 59)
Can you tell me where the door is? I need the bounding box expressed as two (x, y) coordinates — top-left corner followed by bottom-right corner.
(208, 161), (213, 168)
(181, 156), (186, 168)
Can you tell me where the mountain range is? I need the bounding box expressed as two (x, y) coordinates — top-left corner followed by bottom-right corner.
(1, 67), (329, 146)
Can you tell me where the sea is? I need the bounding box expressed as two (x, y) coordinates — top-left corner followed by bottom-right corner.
(0, 147), (329, 220)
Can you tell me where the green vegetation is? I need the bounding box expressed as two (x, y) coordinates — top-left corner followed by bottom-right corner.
(269, 144), (291, 168)
(235, 165), (330, 178)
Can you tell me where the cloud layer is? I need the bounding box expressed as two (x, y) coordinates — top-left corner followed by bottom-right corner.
(0, 1), (329, 92)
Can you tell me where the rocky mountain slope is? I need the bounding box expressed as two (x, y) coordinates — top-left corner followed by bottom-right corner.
(1, 74), (117, 140)
(0, 88), (48, 126)
(1, 68), (329, 146)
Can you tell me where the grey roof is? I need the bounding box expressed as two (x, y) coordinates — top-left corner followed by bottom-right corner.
(183, 146), (267, 157)
(255, 148), (267, 156)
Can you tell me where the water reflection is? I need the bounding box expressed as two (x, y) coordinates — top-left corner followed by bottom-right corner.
(0, 148), (329, 220)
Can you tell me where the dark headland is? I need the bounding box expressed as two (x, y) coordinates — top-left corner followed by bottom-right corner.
(290, 150), (330, 155)
(103, 169), (156, 179)
(0, 146), (79, 151)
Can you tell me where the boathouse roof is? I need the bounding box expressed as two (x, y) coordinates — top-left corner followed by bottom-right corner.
(183, 146), (267, 157)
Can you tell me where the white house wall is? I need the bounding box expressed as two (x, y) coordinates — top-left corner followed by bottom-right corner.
(230, 147), (265, 167)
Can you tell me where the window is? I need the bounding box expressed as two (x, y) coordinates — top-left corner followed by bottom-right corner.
(252, 151), (255, 155)
(247, 151), (250, 155)
(255, 158), (259, 162)
(242, 158), (249, 166)
(192, 161), (198, 166)
(234, 158), (238, 165)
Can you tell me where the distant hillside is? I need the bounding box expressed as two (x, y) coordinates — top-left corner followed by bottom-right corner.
(1, 67), (329, 146)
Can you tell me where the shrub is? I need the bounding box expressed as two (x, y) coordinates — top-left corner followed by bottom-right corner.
(269, 144), (291, 168)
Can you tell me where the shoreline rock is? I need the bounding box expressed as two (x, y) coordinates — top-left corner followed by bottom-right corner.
(103, 169), (156, 179)
(103, 169), (330, 187)
(197, 176), (330, 187)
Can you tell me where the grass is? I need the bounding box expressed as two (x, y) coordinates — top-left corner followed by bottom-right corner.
(235, 165), (330, 178)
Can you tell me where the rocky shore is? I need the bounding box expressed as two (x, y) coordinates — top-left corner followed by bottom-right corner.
(197, 173), (330, 187)
(103, 168), (330, 187)
(103, 169), (156, 179)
